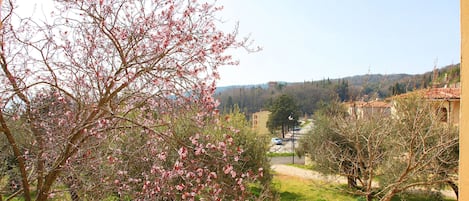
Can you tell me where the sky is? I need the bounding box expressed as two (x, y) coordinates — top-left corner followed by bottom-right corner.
(13, 0), (460, 87)
(216, 0), (460, 87)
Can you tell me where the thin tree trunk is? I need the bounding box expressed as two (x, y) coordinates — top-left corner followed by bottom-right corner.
(347, 176), (357, 189)
(281, 124), (285, 138)
(64, 176), (81, 201)
(0, 112), (31, 201)
(366, 193), (373, 201)
(447, 180), (458, 200)
(68, 185), (81, 201)
(380, 189), (398, 201)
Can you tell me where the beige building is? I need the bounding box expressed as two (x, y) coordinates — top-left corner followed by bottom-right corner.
(391, 88), (461, 126)
(252, 110), (271, 135)
(460, 1), (469, 199)
(345, 100), (391, 119)
(345, 88), (460, 125)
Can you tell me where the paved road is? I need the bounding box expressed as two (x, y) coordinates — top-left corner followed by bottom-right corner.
(269, 122), (312, 154)
(269, 156), (305, 165)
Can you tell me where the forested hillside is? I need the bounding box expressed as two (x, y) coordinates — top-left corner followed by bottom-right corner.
(215, 63), (460, 117)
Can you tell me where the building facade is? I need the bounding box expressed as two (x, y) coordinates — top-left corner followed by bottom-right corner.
(345, 100), (391, 119)
(251, 110), (271, 135)
(460, 1), (469, 199)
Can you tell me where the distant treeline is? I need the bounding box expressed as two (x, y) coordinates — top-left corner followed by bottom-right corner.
(215, 63), (460, 117)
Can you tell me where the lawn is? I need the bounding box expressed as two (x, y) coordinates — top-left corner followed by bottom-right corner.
(272, 173), (457, 201)
(273, 174), (358, 201)
(267, 152), (294, 157)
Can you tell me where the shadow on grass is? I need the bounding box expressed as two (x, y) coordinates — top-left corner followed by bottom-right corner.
(279, 191), (303, 201)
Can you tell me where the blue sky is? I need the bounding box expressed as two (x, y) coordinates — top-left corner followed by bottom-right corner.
(217, 0), (460, 86)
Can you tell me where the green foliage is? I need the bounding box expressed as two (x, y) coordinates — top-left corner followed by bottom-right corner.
(389, 190), (455, 201)
(215, 82), (337, 118)
(379, 97), (459, 199)
(298, 97), (458, 201)
(297, 101), (349, 172)
(216, 63), (460, 119)
(335, 79), (350, 101)
(266, 95), (300, 136)
(389, 82), (407, 95)
(0, 112), (33, 198)
(219, 105), (274, 186)
(37, 103), (275, 200)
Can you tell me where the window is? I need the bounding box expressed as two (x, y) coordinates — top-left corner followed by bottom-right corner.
(438, 107), (448, 122)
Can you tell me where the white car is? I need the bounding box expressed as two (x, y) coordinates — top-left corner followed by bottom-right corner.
(271, 137), (283, 145)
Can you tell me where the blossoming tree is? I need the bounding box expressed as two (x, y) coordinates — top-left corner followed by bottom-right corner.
(0, 0), (264, 200)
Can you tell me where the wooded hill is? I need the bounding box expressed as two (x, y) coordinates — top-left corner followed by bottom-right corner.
(214, 63), (460, 117)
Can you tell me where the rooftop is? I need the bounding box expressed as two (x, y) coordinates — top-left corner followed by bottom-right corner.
(393, 87), (461, 100)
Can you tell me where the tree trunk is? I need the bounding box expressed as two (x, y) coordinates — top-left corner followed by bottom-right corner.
(64, 176), (81, 201)
(0, 112), (32, 201)
(347, 176), (357, 189)
(69, 188), (80, 201)
(366, 193), (373, 201)
(447, 180), (458, 200)
(281, 124), (285, 138)
(380, 190), (397, 201)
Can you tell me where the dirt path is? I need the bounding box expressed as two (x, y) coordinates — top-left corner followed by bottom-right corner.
(271, 164), (347, 185)
(271, 164), (457, 200)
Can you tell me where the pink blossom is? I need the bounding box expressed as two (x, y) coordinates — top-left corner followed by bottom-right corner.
(196, 168), (204, 177)
(0, 0), (260, 199)
(218, 141), (226, 149)
(12, 114), (20, 121)
(223, 165), (233, 175)
(230, 170), (236, 178)
(178, 147), (188, 159)
(176, 184), (185, 191)
(157, 152), (167, 161)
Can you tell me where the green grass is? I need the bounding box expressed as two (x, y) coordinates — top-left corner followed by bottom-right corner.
(272, 173), (457, 201)
(267, 152), (294, 157)
(2, 193), (70, 201)
(300, 119), (313, 127)
(390, 191), (456, 201)
(273, 174), (358, 201)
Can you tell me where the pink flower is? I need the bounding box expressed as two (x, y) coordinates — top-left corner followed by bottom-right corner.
(176, 184), (185, 191)
(157, 152), (167, 161)
(223, 165), (233, 175)
(209, 172), (217, 179)
(230, 170), (236, 178)
(197, 168), (204, 177)
(178, 147), (188, 159)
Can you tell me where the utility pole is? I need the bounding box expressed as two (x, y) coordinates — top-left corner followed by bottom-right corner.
(288, 114), (295, 164)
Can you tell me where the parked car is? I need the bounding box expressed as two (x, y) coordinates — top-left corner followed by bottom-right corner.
(271, 137), (283, 145)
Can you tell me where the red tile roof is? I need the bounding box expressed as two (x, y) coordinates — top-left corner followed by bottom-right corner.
(363, 101), (391, 108)
(392, 87), (461, 100)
